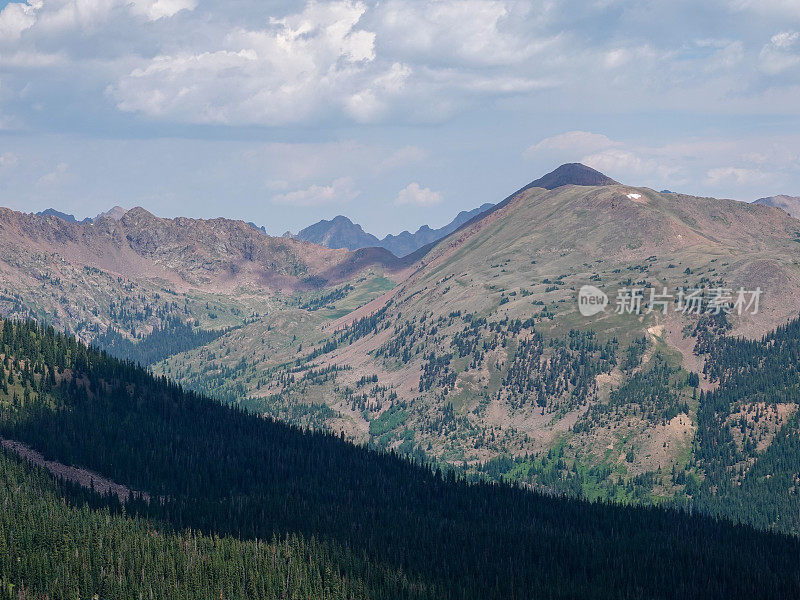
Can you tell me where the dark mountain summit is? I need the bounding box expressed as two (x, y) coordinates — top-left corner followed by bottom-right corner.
(458, 163), (621, 226)
(520, 162), (619, 192)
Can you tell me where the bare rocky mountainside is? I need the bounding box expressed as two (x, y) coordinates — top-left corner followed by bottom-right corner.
(0, 206), (403, 350)
(3, 163), (800, 530)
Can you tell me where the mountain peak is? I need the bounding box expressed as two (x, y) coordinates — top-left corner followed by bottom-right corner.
(119, 206), (156, 223)
(297, 214), (379, 250)
(754, 194), (800, 218)
(95, 206), (129, 221)
(523, 163), (620, 192)
(36, 208), (77, 223)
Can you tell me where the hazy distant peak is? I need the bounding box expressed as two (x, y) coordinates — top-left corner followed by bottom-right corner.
(95, 206), (129, 221)
(247, 221), (268, 235)
(296, 214), (379, 250)
(754, 195), (800, 218)
(294, 202), (496, 256)
(36, 208), (77, 223)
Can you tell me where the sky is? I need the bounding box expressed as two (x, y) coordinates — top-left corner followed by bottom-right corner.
(0, 0), (799, 236)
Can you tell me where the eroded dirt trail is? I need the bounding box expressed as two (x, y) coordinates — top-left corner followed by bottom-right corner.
(1, 437), (149, 503)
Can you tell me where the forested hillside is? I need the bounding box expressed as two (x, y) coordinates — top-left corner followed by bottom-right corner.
(0, 452), (390, 599)
(693, 318), (800, 533)
(0, 318), (799, 599)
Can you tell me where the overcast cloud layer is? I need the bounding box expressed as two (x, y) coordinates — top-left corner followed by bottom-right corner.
(0, 0), (799, 235)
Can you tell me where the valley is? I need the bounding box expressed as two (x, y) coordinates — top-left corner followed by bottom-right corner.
(0, 318), (797, 598)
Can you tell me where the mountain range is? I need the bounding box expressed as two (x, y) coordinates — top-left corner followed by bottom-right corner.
(292, 202), (495, 256)
(36, 205), (130, 223)
(289, 164), (619, 256)
(3, 163), (800, 537)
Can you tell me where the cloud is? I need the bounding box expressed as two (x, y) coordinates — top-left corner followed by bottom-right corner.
(522, 129), (800, 197)
(581, 149), (680, 181)
(2, 0), (799, 132)
(376, 0), (553, 67)
(111, 1), (407, 125)
(240, 140), (426, 189)
(396, 182), (442, 206)
(759, 31), (800, 75)
(601, 45), (660, 71)
(133, 0), (196, 21)
(0, 0), (192, 42)
(706, 166), (771, 186)
(0, 0), (40, 42)
(342, 61), (413, 123)
(524, 131), (682, 181)
(271, 177), (359, 206)
(0, 49), (64, 68)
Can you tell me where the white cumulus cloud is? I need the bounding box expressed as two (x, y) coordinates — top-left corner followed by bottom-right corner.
(111, 1), (409, 125)
(131, 0), (197, 21)
(377, 0), (551, 67)
(396, 182), (442, 206)
(0, 0), (41, 42)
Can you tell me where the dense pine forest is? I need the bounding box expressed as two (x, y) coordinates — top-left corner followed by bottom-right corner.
(92, 317), (229, 366)
(0, 452), (395, 599)
(693, 318), (800, 533)
(0, 318), (799, 598)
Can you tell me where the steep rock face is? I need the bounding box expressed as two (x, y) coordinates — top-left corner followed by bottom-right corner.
(754, 195), (800, 218)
